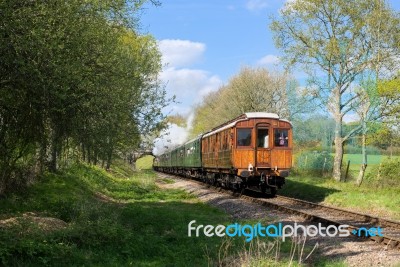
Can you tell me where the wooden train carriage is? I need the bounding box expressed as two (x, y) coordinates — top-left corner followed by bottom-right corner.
(201, 112), (292, 192)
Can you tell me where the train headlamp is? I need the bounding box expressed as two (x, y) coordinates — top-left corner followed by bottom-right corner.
(248, 163), (253, 171)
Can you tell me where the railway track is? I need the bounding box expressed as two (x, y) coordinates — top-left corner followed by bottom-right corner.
(157, 172), (400, 250)
(242, 192), (400, 250)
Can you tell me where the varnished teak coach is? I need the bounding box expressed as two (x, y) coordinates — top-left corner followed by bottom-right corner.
(153, 112), (292, 196)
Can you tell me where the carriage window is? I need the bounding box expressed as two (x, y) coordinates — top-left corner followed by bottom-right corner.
(274, 129), (289, 147)
(257, 128), (269, 148)
(237, 128), (252, 146)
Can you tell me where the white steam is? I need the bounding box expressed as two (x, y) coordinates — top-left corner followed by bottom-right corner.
(153, 113), (194, 156)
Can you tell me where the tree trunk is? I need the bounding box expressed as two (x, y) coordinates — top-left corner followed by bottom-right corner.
(333, 114), (343, 181)
(49, 141), (57, 172)
(132, 160), (136, 171)
(356, 121), (368, 186)
(105, 147), (113, 170)
(93, 149), (98, 165)
(86, 145), (91, 164)
(357, 164), (367, 186)
(106, 157), (111, 170)
(39, 136), (47, 174)
(82, 143), (86, 162)
(49, 128), (59, 172)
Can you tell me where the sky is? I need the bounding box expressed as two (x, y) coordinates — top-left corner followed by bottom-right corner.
(141, 0), (400, 116)
(140, 0), (400, 153)
(140, 0), (292, 116)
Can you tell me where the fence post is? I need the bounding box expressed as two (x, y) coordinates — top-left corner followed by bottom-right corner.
(377, 162), (383, 181)
(322, 157), (327, 174)
(344, 160), (350, 181)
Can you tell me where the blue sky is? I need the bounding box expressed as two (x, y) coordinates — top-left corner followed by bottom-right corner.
(142, 0), (399, 153)
(140, 0), (292, 115)
(141, 0), (400, 117)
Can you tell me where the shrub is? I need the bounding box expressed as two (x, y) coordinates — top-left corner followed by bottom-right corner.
(294, 151), (333, 175)
(365, 158), (400, 188)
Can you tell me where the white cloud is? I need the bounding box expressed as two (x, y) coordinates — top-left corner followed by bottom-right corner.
(160, 67), (222, 106)
(156, 69), (221, 150)
(343, 113), (360, 123)
(246, 0), (269, 11)
(257, 54), (280, 66)
(156, 38), (222, 151)
(157, 38), (222, 114)
(158, 39), (205, 68)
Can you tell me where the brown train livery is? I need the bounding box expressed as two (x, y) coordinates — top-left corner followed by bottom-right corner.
(154, 112), (292, 196)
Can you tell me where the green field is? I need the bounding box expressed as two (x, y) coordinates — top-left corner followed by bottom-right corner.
(343, 153), (398, 172)
(343, 153), (394, 164)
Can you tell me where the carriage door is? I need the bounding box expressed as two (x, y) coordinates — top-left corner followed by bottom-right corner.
(256, 124), (271, 167)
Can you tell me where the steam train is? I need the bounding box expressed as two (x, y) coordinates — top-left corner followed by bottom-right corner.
(153, 112), (292, 196)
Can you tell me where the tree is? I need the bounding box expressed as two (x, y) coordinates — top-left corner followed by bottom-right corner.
(292, 115), (335, 151)
(368, 124), (400, 154)
(271, 0), (400, 181)
(190, 67), (308, 137)
(351, 73), (400, 185)
(378, 76), (400, 123)
(354, 82), (374, 185)
(0, 0), (168, 193)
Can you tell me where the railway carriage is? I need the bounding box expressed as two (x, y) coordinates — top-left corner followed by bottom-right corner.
(154, 112), (292, 196)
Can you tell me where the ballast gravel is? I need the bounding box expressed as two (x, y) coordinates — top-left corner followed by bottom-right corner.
(156, 173), (400, 267)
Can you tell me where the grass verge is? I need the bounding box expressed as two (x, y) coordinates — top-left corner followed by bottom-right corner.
(0, 158), (338, 266)
(280, 175), (400, 221)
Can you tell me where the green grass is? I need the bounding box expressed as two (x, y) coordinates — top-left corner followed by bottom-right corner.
(282, 175), (400, 220)
(281, 154), (400, 221)
(0, 163), (235, 266)
(0, 160), (339, 266)
(342, 154), (397, 165)
(341, 154), (399, 177)
(136, 155), (154, 170)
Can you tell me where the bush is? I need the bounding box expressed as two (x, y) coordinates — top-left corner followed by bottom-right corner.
(0, 163), (36, 196)
(365, 158), (400, 188)
(294, 151), (334, 175)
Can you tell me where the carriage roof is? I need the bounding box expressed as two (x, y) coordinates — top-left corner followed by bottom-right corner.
(202, 112), (289, 138)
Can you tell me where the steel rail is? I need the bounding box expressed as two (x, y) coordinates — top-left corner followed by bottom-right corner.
(157, 172), (400, 249)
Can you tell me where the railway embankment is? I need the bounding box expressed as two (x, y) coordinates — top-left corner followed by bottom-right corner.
(0, 159), (310, 266)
